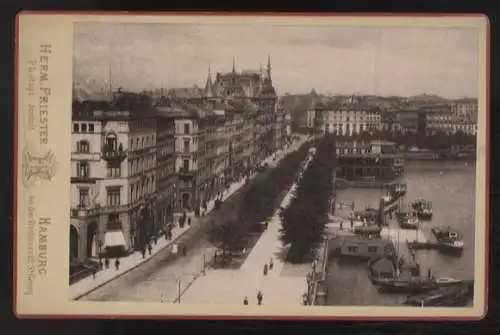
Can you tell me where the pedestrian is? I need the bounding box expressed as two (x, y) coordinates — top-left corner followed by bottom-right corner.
(115, 258), (120, 271)
(257, 291), (263, 305)
(148, 244), (153, 256)
(182, 245), (187, 256)
(188, 217), (192, 226)
(141, 248), (146, 259)
(263, 263), (268, 276)
(154, 236), (158, 246)
(427, 268), (432, 280)
(104, 258), (110, 269)
(92, 267), (97, 279)
(269, 258), (274, 270)
(98, 259), (103, 270)
(168, 230), (173, 240)
(302, 293), (308, 305)
(243, 296), (249, 305)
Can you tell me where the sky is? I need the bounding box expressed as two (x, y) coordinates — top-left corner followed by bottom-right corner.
(73, 22), (481, 99)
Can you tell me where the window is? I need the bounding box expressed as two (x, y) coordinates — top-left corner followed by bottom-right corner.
(73, 123), (79, 132)
(81, 123), (87, 133)
(77, 140), (90, 153)
(76, 161), (89, 178)
(183, 139), (190, 153)
(107, 161), (121, 178)
(105, 133), (118, 151)
(89, 124), (95, 133)
(78, 188), (89, 208)
(107, 213), (121, 230)
(183, 159), (189, 171)
(368, 246), (378, 253)
(106, 187), (121, 207)
(184, 123), (190, 134)
(130, 185), (134, 201)
(347, 246), (358, 253)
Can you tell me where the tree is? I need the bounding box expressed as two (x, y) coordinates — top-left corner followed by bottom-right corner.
(280, 134), (337, 263)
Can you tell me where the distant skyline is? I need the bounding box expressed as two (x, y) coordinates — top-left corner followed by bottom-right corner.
(74, 22), (481, 99)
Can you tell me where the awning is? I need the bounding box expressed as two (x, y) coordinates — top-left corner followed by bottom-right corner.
(104, 231), (126, 248)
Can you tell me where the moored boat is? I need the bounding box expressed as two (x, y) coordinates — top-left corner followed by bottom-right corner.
(377, 276), (471, 294)
(431, 227), (464, 254)
(398, 212), (420, 229)
(411, 199), (433, 220)
(404, 283), (472, 307)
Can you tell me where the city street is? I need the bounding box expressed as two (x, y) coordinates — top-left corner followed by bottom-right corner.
(80, 139), (307, 302)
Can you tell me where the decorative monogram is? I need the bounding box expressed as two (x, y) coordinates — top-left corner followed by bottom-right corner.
(22, 147), (58, 189)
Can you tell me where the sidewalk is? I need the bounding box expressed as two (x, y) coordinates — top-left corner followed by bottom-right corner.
(69, 141), (305, 300)
(180, 155), (314, 306)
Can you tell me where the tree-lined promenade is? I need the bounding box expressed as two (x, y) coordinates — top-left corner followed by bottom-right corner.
(280, 134), (337, 263)
(207, 140), (312, 265)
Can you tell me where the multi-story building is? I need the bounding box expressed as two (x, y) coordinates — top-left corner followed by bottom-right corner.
(397, 109), (427, 135)
(70, 90), (157, 264)
(313, 96), (381, 136)
(154, 96), (177, 233)
(422, 105), (454, 135)
(380, 109), (401, 133)
(452, 121), (478, 136)
(451, 98), (478, 123)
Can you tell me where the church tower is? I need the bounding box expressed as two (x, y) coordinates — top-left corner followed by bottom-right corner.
(204, 63), (214, 98)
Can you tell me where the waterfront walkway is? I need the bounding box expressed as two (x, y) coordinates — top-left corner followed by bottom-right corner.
(179, 156), (314, 306)
(69, 146), (300, 300)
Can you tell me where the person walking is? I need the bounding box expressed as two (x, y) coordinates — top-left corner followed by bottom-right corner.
(141, 248), (146, 259)
(104, 258), (110, 270)
(243, 296), (249, 305)
(257, 291), (263, 305)
(269, 258), (274, 270)
(148, 243), (153, 256)
(263, 263), (268, 276)
(114, 258), (120, 271)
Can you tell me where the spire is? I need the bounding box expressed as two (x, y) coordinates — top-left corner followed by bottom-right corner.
(204, 62), (214, 98)
(232, 56), (236, 73)
(266, 55), (272, 81)
(160, 78), (164, 97)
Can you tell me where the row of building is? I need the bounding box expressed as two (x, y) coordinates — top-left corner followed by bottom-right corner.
(304, 95), (478, 136)
(70, 58), (292, 265)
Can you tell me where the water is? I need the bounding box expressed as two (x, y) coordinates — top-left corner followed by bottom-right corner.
(326, 160), (476, 306)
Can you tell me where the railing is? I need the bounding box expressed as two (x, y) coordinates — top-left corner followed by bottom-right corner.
(71, 151), (101, 161)
(102, 148), (127, 160)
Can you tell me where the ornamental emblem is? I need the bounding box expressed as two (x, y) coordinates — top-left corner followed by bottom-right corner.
(22, 147), (58, 189)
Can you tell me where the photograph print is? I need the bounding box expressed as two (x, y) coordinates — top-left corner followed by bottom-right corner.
(66, 16), (487, 315)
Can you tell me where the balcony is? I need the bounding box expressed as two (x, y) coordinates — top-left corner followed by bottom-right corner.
(102, 146), (127, 162)
(178, 167), (196, 178)
(70, 204), (129, 218)
(71, 151), (101, 161)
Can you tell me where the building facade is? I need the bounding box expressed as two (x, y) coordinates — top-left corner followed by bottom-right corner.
(70, 91), (157, 264)
(451, 98), (478, 123)
(313, 96), (382, 136)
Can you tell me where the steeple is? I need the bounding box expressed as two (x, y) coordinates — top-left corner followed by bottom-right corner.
(204, 63), (214, 98)
(107, 61), (113, 101)
(232, 56), (236, 73)
(266, 55), (272, 82)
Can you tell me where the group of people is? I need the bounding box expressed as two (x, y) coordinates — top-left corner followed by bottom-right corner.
(243, 291), (264, 306)
(91, 256), (122, 279)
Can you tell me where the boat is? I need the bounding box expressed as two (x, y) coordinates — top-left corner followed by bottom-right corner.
(354, 224), (382, 237)
(382, 193), (397, 206)
(391, 183), (407, 198)
(367, 255), (397, 285)
(377, 276), (471, 294)
(398, 212), (420, 229)
(329, 236), (396, 260)
(411, 199), (433, 220)
(404, 283), (472, 307)
(431, 227), (464, 254)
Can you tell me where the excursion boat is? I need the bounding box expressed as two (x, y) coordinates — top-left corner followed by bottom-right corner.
(431, 227), (464, 254)
(411, 199), (433, 220)
(397, 212), (420, 230)
(404, 283), (472, 307)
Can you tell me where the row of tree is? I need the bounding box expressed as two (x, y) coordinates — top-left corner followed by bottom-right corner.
(207, 141), (312, 258)
(279, 135), (337, 263)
